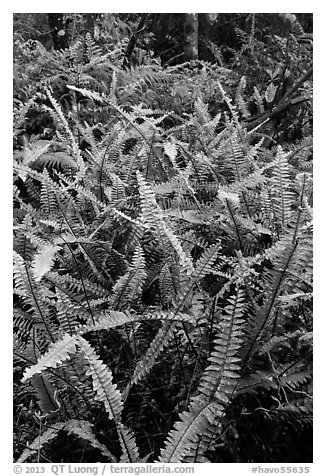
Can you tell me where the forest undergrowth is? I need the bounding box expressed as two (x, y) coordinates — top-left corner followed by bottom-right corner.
(13, 13), (313, 463)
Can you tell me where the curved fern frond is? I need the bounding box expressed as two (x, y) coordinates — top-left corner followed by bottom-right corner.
(45, 88), (86, 180)
(55, 288), (81, 335)
(130, 320), (178, 388)
(176, 243), (221, 309)
(244, 236), (302, 363)
(270, 146), (296, 229)
(198, 288), (246, 400)
(77, 338), (140, 461)
(137, 170), (163, 229)
(40, 174), (60, 216)
(112, 244), (147, 309)
(47, 271), (110, 300)
(117, 423), (140, 463)
(82, 309), (195, 336)
(16, 423), (65, 463)
(137, 171), (194, 274)
(64, 419), (117, 462)
(229, 131), (249, 181)
(158, 396), (222, 463)
(253, 85), (265, 114)
(14, 251), (53, 338)
(22, 334), (79, 382)
(218, 80), (240, 126)
(159, 288), (246, 462)
(78, 337), (123, 421)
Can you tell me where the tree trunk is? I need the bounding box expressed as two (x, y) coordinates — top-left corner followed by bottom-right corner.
(184, 13), (199, 61)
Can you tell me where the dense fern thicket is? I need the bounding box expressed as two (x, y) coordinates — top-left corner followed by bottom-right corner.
(13, 13), (313, 463)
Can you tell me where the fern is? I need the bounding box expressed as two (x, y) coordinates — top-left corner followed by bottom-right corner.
(64, 419), (117, 462)
(117, 423), (140, 463)
(18, 419), (117, 463)
(32, 244), (60, 282)
(112, 244), (147, 309)
(78, 337), (123, 420)
(198, 288), (245, 400)
(31, 375), (60, 415)
(159, 287), (246, 462)
(14, 21), (313, 462)
(158, 396), (222, 463)
(129, 320), (178, 389)
(21, 334), (79, 382)
(137, 171), (194, 274)
(17, 423), (65, 463)
(270, 146), (296, 229)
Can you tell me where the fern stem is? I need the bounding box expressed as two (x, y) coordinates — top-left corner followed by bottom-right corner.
(292, 174), (306, 244)
(242, 240), (299, 371)
(64, 240), (96, 326)
(225, 198), (244, 253)
(172, 330), (189, 397)
(24, 262), (55, 343)
(208, 296), (217, 356)
(145, 132), (155, 179)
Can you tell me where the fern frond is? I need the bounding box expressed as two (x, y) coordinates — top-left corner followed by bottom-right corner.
(253, 86), (265, 114)
(47, 271), (110, 300)
(130, 321), (178, 388)
(198, 288), (246, 400)
(112, 244), (147, 309)
(45, 89), (81, 158)
(40, 174), (60, 216)
(13, 215), (35, 261)
(158, 262), (179, 305)
(16, 423), (65, 463)
(13, 251), (52, 333)
(229, 130), (249, 181)
(137, 171), (194, 274)
(13, 309), (35, 339)
(55, 288), (81, 334)
(20, 139), (52, 166)
(78, 337), (123, 421)
(224, 167), (266, 194)
(218, 81), (240, 125)
(158, 396), (222, 463)
(177, 242), (221, 303)
(57, 172), (107, 212)
(22, 334), (79, 382)
(67, 84), (106, 103)
(64, 419), (117, 462)
(117, 423), (140, 463)
(161, 223), (194, 275)
(244, 237), (301, 361)
(32, 244), (60, 282)
(270, 146), (296, 228)
(109, 172), (127, 203)
(158, 290), (246, 462)
(31, 374), (60, 415)
(137, 170), (163, 229)
(82, 309), (194, 337)
(280, 370), (312, 390)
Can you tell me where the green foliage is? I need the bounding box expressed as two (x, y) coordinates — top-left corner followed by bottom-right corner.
(14, 13), (312, 463)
